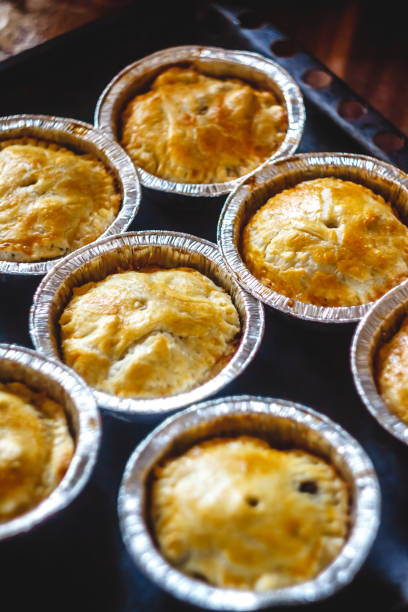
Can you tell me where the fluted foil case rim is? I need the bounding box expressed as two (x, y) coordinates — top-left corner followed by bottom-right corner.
(94, 45), (305, 197)
(118, 395), (380, 610)
(217, 152), (408, 324)
(351, 279), (408, 445)
(0, 343), (100, 541)
(0, 114), (141, 275)
(30, 231), (264, 417)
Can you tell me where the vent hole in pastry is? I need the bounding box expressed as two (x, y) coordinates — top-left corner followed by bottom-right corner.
(298, 480), (318, 495)
(197, 105), (209, 115)
(245, 496), (259, 507)
(20, 176), (38, 188)
(323, 220), (339, 229)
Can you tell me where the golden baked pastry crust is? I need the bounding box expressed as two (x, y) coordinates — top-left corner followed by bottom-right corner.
(377, 317), (408, 424)
(242, 177), (408, 307)
(59, 267), (240, 398)
(120, 66), (287, 184)
(151, 436), (349, 591)
(0, 381), (74, 522)
(0, 138), (120, 262)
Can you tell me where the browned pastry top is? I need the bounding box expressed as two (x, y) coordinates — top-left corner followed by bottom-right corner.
(377, 316), (408, 424)
(0, 138), (120, 262)
(0, 381), (74, 522)
(242, 177), (408, 307)
(151, 436), (349, 590)
(120, 66), (287, 184)
(59, 267), (240, 398)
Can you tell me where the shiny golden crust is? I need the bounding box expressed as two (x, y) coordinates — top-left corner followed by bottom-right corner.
(120, 66), (287, 184)
(0, 381), (74, 522)
(151, 436), (349, 591)
(242, 177), (408, 307)
(0, 138), (120, 262)
(377, 317), (408, 424)
(59, 267), (240, 398)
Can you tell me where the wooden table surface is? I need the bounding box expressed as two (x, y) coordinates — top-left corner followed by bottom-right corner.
(234, 0), (408, 137)
(0, 0), (407, 136)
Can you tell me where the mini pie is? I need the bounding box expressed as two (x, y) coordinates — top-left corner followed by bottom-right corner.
(0, 381), (74, 522)
(59, 267), (241, 398)
(151, 436), (349, 591)
(0, 138), (120, 262)
(120, 66), (287, 184)
(377, 316), (408, 424)
(242, 177), (408, 307)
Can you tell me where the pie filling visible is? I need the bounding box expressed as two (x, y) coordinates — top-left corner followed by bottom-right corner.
(242, 177), (408, 307)
(120, 66), (287, 184)
(0, 381), (74, 522)
(0, 138), (120, 262)
(151, 436), (349, 591)
(377, 316), (408, 424)
(59, 267), (241, 398)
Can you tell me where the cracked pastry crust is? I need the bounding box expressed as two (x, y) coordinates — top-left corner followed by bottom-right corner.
(59, 267), (241, 398)
(0, 138), (120, 262)
(151, 436), (349, 591)
(120, 66), (287, 184)
(241, 177), (408, 307)
(0, 381), (74, 522)
(377, 316), (408, 424)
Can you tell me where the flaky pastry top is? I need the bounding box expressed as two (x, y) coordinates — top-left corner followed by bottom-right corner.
(151, 436), (349, 591)
(377, 316), (408, 424)
(242, 177), (408, 307)
(0, 138), (120, 262)
(120, 66), (287, 184)
(59, 267), (240, 398)
(0, 381), (74, 522)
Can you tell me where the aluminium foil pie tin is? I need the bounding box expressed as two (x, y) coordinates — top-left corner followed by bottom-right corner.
(0, 343), (100, 541)
(351, 279), (408, 445)
(218, 152), (408, 324)
(118, 395), (380, 610)
(29, 231), (264, 419)
(0, 114), (141, 276)
(94, 45), (305, 197)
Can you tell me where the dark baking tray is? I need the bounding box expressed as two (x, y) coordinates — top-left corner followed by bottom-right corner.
(0, 3), (407, 612)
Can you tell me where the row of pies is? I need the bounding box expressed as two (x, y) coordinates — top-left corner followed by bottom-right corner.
(0, 232), (402, 602)
(1, 348), (376, 608)
(3, 131), (408, 311)
(0, 377), (351, 592)
(0, 46), (404, 606)
(0, 54), (289, 263)
(28, 171), (408, 427)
